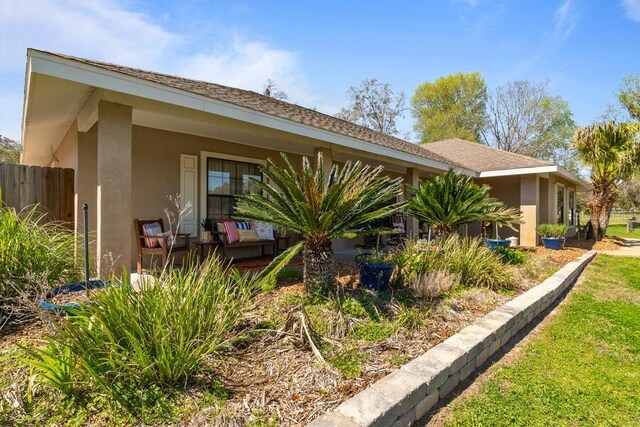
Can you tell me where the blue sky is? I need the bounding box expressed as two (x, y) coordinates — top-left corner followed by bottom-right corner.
(1, 0), (639, 141)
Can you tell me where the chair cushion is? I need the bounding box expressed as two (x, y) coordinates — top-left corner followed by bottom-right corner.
(254, 221), (274, 240)
(142, 222), (163, 248)
(238, 229), (258, 242)
(157, 231), (174, 248)
(223, 221), (240, 243)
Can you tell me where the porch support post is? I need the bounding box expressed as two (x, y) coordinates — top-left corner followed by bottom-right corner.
(405, 167), (420, 238)
(314, 146), (333, 178)
(520, 174), (539, 247)
(97, 101), (132, 277)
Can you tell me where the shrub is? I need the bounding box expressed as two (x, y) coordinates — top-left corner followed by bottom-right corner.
(410, 269), (461, 299)
(0, 204), (82, 324)
(493, 247), (527, 265)
(537, 223), (568, 238)
(396, 235), (515, 291)
(28, 256), (258, 409)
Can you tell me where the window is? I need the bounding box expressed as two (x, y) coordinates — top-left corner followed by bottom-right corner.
(568, 189), (575, 226)
(206, 158), (262, 220)
(556, 185), (565, 224)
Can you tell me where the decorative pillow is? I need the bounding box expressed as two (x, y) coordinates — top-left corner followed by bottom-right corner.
(142, 222), (163, 248)
(254, 221), (274, 240)
(157, 231), (174, 248)
(216, 223), (226, 242)
(235, 221), (251, 230)
(238, 229), (258, 242)
(223, 221), (240, 244)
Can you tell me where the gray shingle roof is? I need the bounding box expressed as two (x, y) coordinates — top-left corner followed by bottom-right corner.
(37, 50), (462, 168)
(419, 138), (555, 173)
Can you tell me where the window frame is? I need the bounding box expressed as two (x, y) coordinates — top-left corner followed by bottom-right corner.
(199, 151), (266, 223)
(567, 188), (576, 227)
(556, 183), (566, 225)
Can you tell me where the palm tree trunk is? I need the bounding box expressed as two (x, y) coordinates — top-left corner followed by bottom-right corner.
(590, 207), (602, 241)
(302, 239), (335, 293)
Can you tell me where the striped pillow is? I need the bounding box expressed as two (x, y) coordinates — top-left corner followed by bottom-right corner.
(223, 221), (240, 244)
(142, 222), (163, 248)
(236, 221), (251, 230)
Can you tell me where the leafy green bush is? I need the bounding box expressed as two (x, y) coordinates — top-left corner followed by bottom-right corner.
(0, 204), (82, 324)
(537, 223), (568, 238)
(493, 247), (527, 265)
(28, 257), (258, 410)
(396, 235), (515, 291)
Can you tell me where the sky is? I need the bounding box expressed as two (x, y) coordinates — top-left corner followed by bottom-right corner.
(1, 0), (639, 142)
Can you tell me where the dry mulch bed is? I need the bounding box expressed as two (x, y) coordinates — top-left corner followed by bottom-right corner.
(204, 248), (589, 425)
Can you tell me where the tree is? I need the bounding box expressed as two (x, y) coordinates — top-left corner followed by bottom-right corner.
(236, 152), (404, 292)
(573, 121), (640, 240)
(482, 81), (576, 169)
(262, 79), (288, 101)
(618, 75), (640, 121)
(616, 178), (640, 209)
(406, 169), (521, 235)
(412, 72), (488, 143)
(0, 136), (21, 164)
(335, 79), (406, 136)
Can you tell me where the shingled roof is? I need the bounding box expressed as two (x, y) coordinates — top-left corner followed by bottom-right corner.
(38, 50), (461, 168)
(419, 138), (555, 173)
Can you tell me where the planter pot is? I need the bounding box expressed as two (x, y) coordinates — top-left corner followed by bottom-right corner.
(200, 231), (211, 242)
(541, 237), (566, 250)
(485, 239), (511, 249)
(38, 280), (107, 315)
(356, 255), (395, 292)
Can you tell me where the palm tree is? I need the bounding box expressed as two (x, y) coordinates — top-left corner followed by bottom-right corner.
(236, 152), (404, 292)
(406, 169), (521, 235)
(573, 121), (640, 240)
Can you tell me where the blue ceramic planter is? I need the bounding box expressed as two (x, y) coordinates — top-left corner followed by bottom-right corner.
(485, 239), (511, 249)
(39, 280), (107, 315)
(541, 237), (566, 250)
(356, 255), (395, 291)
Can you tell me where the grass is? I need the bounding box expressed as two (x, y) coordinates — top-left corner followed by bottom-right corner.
(445, 255), (640, 426)
(605, 223), (640, 239)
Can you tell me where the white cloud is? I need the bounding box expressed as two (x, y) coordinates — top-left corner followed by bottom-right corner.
(554, 0), (577, 40)
(0, 0), (181, 70)
(622, 0), (640, 21)
(0, 0), (322, 140)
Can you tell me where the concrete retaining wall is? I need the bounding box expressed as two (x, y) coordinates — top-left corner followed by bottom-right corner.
(309, 251), (596, 427)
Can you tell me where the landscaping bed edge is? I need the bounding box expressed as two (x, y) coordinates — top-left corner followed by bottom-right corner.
(308, 251), (597, 427)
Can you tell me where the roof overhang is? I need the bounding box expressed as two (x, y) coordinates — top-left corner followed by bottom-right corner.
(478, 165), (588, 191)
(22, 49), (475, 175)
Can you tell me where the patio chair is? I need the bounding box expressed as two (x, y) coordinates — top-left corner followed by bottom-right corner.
(134, 218), (191, 274)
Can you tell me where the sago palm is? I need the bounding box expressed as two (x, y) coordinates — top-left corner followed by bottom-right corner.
(236, 152), (404, 292)
(573, 121), (640, 240)
(406, 169), (521, 235)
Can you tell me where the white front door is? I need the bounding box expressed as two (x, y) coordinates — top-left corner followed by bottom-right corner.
(179, 154), (198, 236)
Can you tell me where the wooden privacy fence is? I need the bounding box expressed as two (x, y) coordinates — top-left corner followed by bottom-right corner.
(0, 163), (74, 225)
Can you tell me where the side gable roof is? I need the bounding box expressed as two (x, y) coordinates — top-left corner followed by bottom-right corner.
(36, 50), (461, 168)
(419, 138), (555, 172)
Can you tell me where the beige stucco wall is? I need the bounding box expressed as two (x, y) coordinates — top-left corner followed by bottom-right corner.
(475, 176), (521, 240)
(49, 121), (78, 170)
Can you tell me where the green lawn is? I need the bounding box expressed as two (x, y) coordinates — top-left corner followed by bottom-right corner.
(606, 223), (640, 239)
(445, 255), (640, 427)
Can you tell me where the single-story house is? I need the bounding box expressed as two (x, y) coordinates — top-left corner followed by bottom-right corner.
(19, 49), (586, 275)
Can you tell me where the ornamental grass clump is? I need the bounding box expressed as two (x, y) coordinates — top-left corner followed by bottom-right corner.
(0, 202), (82, 326)
(395, 235), (515, 292)
(27, 256), (258, 409)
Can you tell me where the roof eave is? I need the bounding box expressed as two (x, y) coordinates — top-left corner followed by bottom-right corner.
(24, 50), (474, 174)
(478, 166), (588, 191)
